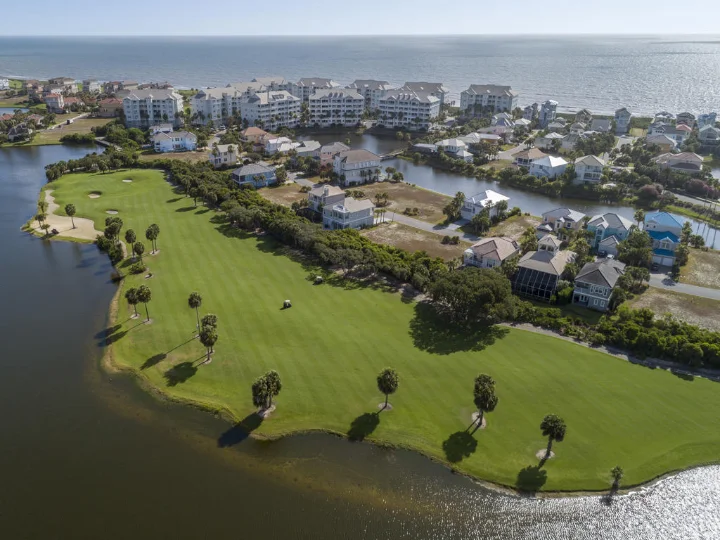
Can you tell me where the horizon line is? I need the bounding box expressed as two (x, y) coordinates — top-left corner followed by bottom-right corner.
(2, 32), (720, 37)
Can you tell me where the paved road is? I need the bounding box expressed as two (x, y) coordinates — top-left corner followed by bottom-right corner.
(649, 271), (720, 300)
(47, 113), (89, 130)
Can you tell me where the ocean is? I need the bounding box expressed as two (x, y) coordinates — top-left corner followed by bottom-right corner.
(1, 35), (720, 115)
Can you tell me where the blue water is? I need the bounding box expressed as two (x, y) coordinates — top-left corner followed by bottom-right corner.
(0, 107), (28, 114)
(2, 35), (720, 115)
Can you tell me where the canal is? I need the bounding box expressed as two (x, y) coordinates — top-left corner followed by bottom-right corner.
(2, 144), (720, 539)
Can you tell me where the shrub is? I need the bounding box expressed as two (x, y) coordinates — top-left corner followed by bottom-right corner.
(130, 262), (147, 274)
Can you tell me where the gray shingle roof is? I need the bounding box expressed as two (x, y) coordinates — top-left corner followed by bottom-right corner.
(588, 212), (634, 231)
(233, 163), (274, 177)
(575, 259), (626, 288)
(335, 149), (380, 164)
(518, 250), (576, 276)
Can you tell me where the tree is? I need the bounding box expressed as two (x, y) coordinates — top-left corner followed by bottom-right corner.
(146, 223), (160, 253)
(633, 209), (645, 227)
(690, 234), (705, 248)
(681, 221), (693, 244)
(136, 285), (152, 321)
(124, 287), (139, 317)
(201, 313), (217, 329)
(611, 465), (624, 486)
(251, 370), (283, 410)
(376, 368), (399, 410)
(124, 229), (136, 256)
(472, 374), (498, 431)
(443, 192), (466, 222)
(617, 229), (652, 268)
(540, 414), (567, 459)
(199, 325), (218, 363)
(133, 241), (145, 261)
(429, 267), (514, 324)
(519, 226), (538, 254)
(65, 203), (76, 228)
(188, 292), (202, 328)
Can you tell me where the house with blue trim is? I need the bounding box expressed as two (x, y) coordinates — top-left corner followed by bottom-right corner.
(231, 162), (277, 188)
(587, 212), (635, 250)
(644, 211), (684, 267)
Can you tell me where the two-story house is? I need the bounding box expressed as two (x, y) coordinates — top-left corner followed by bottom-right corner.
(460, 190), (510, 220)
(152, 131), (197, 153)
(644, 211), (684, 267)
(645, 134), (677, 153)
(540, 208), (586, 239)
(513, 147), (547, 168)
(699, 125), (720, 147)
(435, 138), (468, 155)
(614, 107), (631, 134)
(323, 197), (375, 230)
(529, 156), (568, 179)
(209, 144), (238, 168)
(574, 155), (606, 185)
(307, 184), (345, 212)
(463, 237), (520, 269)
(512, 236), (576, 301)
(586, 212), (635, 249)
(539, 100), (558, 127)
(231, 162), (277, 188)
(572, 259), (627, 312)
(333, 149), (381, 186)
(652, 152), (704, 174)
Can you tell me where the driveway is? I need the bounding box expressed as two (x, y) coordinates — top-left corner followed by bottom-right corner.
(382, 213), (479, 242)
(649, 271), (720, 301)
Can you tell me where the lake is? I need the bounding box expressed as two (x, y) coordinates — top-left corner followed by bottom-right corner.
(2, 144), (720, 538)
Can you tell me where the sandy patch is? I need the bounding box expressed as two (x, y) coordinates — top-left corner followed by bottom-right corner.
(628, 288), (720, 332)
(471, 412), (487, 430)
(536, 449), (555, 460)
(681, 249), (720, 290)
(106, 210), (118, 215)
(377, 402), (394, 411)
(88, 193), (101, 199)
(258, 404), (277, 418)
(31, 190), (102, 241)
(122, 179), (133, 183)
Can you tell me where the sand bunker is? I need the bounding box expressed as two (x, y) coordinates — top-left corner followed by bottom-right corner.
(32, 190), (102, 241)
(536, 449), (555, 460)
(106, 210), (118, 215)
(122, 179), (133, 183)
(88, 193), (101, 199)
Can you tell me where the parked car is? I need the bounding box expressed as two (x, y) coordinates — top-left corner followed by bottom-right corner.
(651, 262), (660, 271)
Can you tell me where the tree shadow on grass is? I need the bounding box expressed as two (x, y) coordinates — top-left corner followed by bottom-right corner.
(671, 370), (694, 382)
(164, 361), (198, 387)
(442, 431), (478, 463)
(217, 413), (264, 447)
(215, 223), (255, 241)
(175, 206), (196, 213)
(142, 353), (166, 370)
(516, 465), (548, 493)
(95, 324), (121, 340)
(101, 330), (127, 346)
(195, 208), (210, 215)
(166, 197), (184, 203)
(409, 302), (509, 355)
(347, 412), (380, 442)
(210, 214), (228, 225)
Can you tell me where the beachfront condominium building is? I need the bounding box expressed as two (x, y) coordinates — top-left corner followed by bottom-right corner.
(290, 78), (341, 102)
(346, 79), (394, 111)
(460, 84), (519, 115)
(251, 76), (289, 91)
(308, 89), (364, 128)
(400, 82), (450, 106)
(539, 100), (558, 128)
(123, 88), (184, 128)
(240, 91), (302, 131)
(377, 90), (440, 130)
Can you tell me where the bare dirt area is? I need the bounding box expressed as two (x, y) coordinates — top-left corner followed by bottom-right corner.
(628, 288), (720, 331)
(259, 183), (307, 207)
(361, 222), (470, 260)
(138, 151), (208, 163)
(361, 182), (449, 224)
(680, 249), (720, 290)
(488, 214), (541, 241)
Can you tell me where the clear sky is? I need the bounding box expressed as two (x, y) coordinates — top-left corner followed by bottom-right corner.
(3, 0), (720, 36)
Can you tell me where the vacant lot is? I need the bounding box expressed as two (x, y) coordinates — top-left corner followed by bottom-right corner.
(488, 214), (541, 241)
(361, 182), (448, 224)
(362, 221), (471, 260)
(680, 249), (720, 290)
(259, 183), (308, 207)
(628, 287), (720, 331)
(138, 150), (208, 163)
(33, 117), (113, 145)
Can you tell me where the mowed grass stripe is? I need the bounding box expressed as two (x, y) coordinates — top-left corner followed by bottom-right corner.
(47, 169), (720, 491)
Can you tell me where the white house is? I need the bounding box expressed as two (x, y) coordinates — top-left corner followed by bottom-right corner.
(541, 208), (586, 237)
(290, 78), (341, 102)
(377, 90), (440, 130)
(535, 132), (564, 150)
(699, 125), (720, 146)
(436, 138), (467, 154)
(208, 144), (238, 168)
(153, 131), (197, 153)
(460, 84), (518, 115)
(614, 107), (631, 134)
(150, 124), (174, 135)
(333, 149), (382, 186)
(308, 89), (364, 127)
(460, 190), (510, 220)
(319, 141), (350, 165)
(265, 136), (299, 155)
(400, 82), (449, 106)
(529, 156), (568, 179)
(652, 152), (704, 174)
(523, 103), (539, 121)
(574, 155), (606, 185)
(308, 184), (345, 212)
(240, 91), (301, 131)
(0, 78), (9, 90)
(346, 79), (393, 111)
(539, 100), (558, 127)
(323, 197), (375, 230)
(123, 88), (184, 128)
(514, 147), (547, 168)
(456, 149), (474, 163)
(295, 140), (321, 158)
(645, 134), (677, 152)
(463, 237), (520, 268)
(44, 94), (65, 113)
(82, 79), (101, 94)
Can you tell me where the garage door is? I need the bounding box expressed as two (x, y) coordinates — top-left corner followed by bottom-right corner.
(652, 254), (674, 266)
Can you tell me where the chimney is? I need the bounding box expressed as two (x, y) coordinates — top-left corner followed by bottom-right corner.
(323, 185), (329, 196)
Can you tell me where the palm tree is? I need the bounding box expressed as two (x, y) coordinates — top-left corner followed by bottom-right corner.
(634, 209), (645, 228)
(472, 374), (498, 432)
(124, 229), (136, 257)
(611, 465), (624, 487)
(133, 241), (145, 261)
(540, 414), (567, 459)
(65, 203), (76, 228)
(125, 287), (139, 318)
(35, 212), (47, 234)
(188, 292), (202, 328)
(199, 325), (218, 363)
(146, 224), (160, 253)
(376, 368), (399, 410)
(136, 285), (152, 321)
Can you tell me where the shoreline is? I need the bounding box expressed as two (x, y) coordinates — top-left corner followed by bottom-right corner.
(34, 208), (717, 497)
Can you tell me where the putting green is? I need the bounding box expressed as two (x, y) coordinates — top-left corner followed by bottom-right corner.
(47, 169), (720, 491)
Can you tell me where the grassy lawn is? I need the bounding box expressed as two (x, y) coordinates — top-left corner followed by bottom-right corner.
(628, 288), (720, 332)
(485, 159), (514, 171)
(362, 221), (470, 261)
(45, 168), (720, 492)
(29, 117), (112, 145)
(680, 249), (720, 290)
(138, 150), (208, 163)
(360, 182), (448, 224)
(258, 183), (307, 207)
(665, 205), (720, 228)
(488, 214), (541, 241)
(629, 128), (647, 137)
(0, 95), (30, 108)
